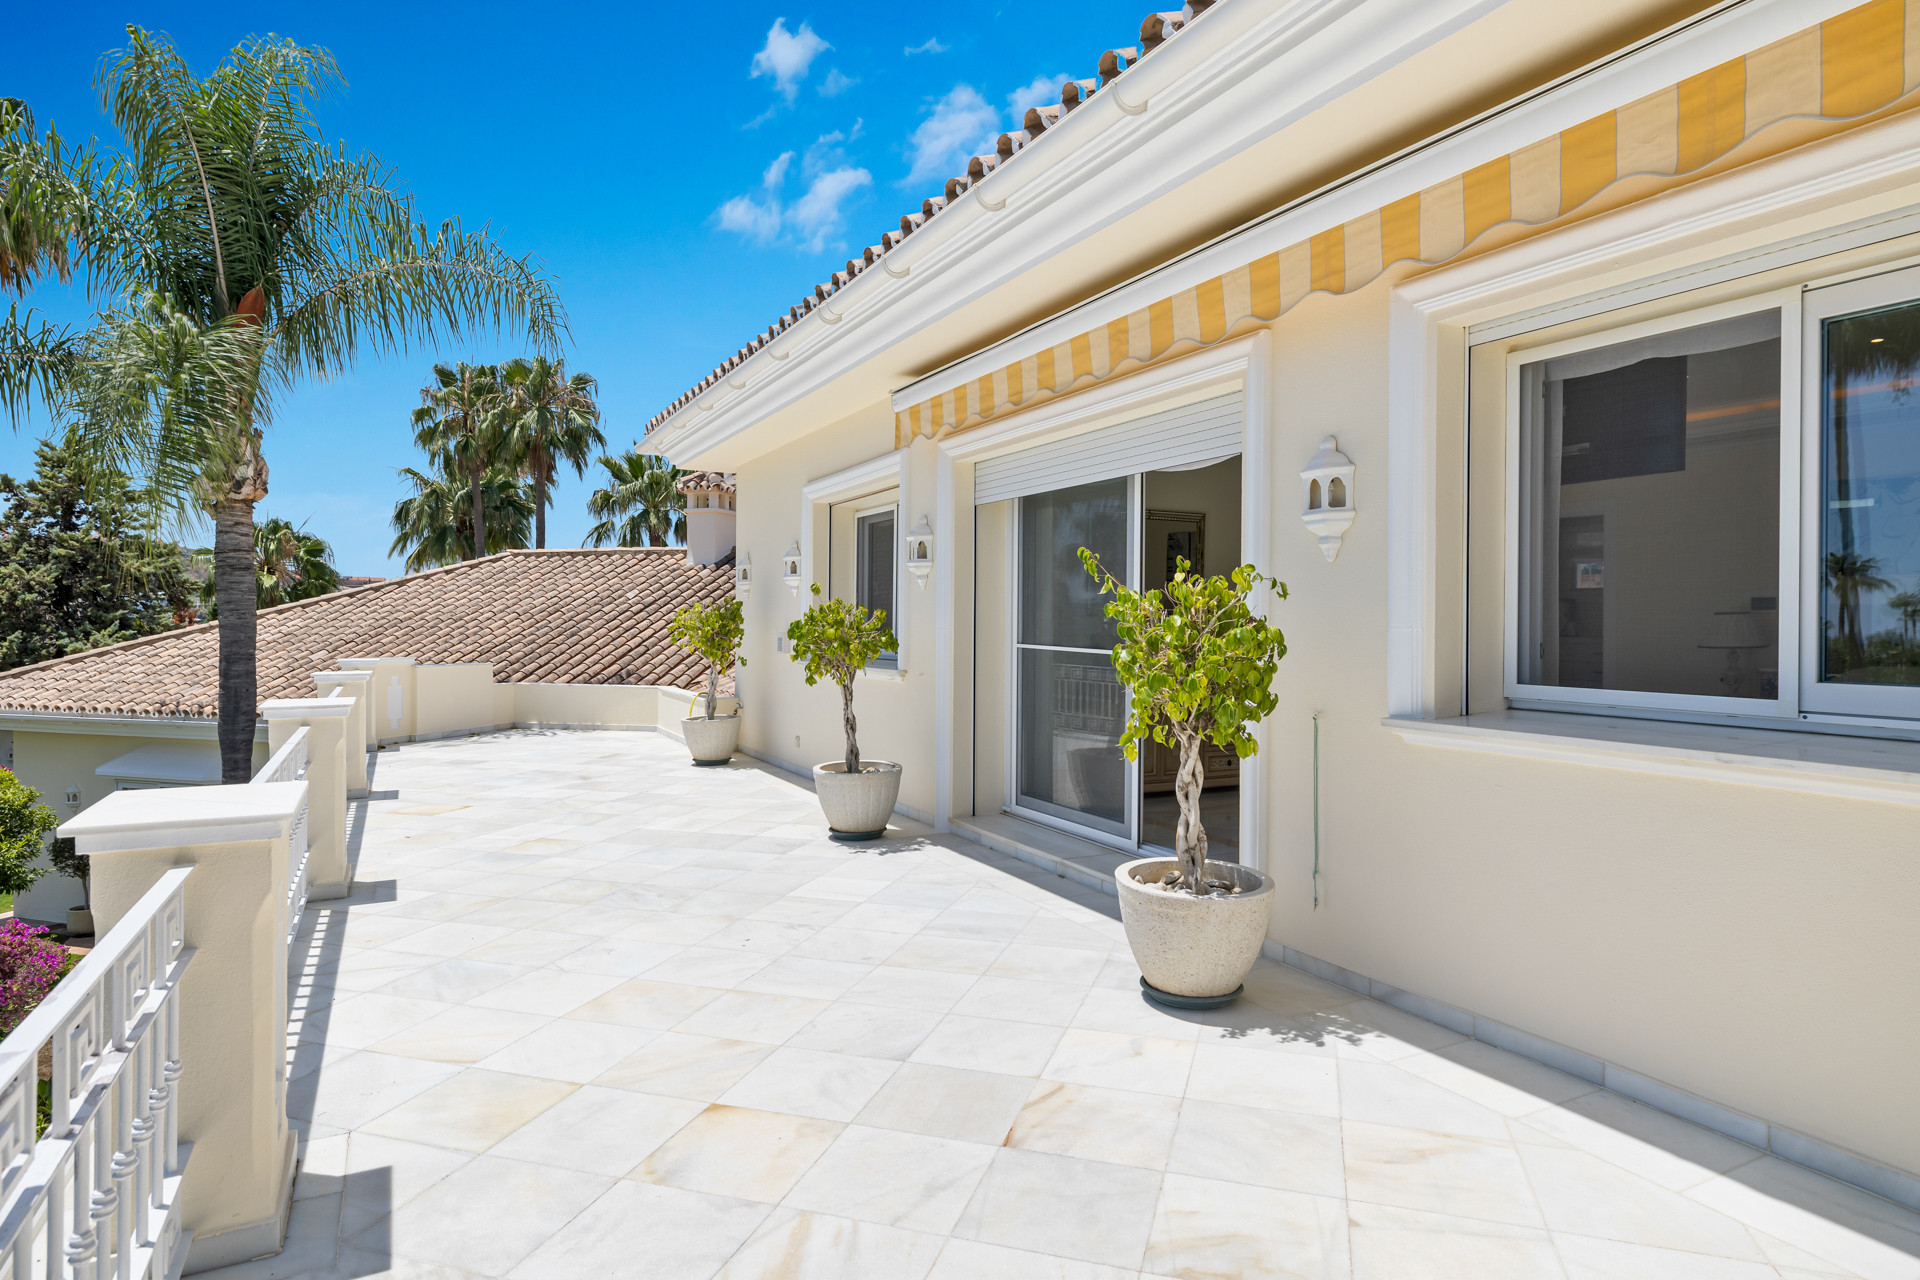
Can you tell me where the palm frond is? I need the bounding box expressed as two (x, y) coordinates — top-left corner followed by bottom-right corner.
(57, 293), (265, 533)
(0, 304), (79, 420)
(269, 215), (564, 386)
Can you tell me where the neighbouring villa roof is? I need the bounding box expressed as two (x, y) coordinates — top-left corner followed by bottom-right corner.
(0, 547), (736, 720)
(642, 2), (1216, 434)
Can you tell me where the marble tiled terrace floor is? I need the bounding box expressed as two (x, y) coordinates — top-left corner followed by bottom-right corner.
(209, 730), (1920, 1280)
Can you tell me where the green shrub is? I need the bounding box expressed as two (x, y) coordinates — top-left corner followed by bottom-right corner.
(0, 771), (57, 899)
(785, 584), (894, 773)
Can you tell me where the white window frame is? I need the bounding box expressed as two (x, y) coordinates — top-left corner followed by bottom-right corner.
(798, 451), (910, 677)
(854, 500), (901, 669)
(1799, 263), (1920, 726)
(1007, 474), (1142, 848)
(1501, 288), (1804, 722)
(1387, 106), (1920, 747)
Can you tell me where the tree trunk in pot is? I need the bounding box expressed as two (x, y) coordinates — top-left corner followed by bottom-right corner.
(1171, 724), (1208, 892)
(841, 679), (859, 774)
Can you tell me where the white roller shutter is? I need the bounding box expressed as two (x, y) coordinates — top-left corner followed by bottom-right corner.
(972, 393), (1242, 505)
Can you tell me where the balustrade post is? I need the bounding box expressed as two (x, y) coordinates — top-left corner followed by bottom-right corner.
(62, 783), (305, 1274)
(311, 670), (371, 797)
(261, 698), (352, 900)
(336, 657), (416, 745)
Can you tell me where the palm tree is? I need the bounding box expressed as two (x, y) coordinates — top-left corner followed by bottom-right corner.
(1888, 588), (1920, 653)
(194, 516), (339, 615)
(389, 457), (533, 573)
(411, 362), (511, 560)
(585, 450), (686, 547)
(1824, 550), (1894, 669)
(501, 355), (603, 549)
(0, 31), (562, 782)
(0, 100), (86, 421)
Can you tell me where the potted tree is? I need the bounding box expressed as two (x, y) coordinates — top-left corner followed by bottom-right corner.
(786, 584), (899, 840)
(46, 839), (90, 937)
(1081, 550), (1289, 1008)
(668, 597), (745, 765)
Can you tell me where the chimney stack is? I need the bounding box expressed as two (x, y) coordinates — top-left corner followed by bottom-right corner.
(677, 472), (738, 566)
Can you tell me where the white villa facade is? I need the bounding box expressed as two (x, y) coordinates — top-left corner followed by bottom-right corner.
(643, 0), (1920, 1208)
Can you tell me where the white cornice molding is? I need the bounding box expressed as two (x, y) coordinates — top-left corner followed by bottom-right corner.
(891, 0), (1856, 411)
(647, 0), (1518, 461)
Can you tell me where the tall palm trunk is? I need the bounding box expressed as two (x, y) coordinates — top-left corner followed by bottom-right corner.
(469, 467), (486, 560)
(213, 496), (259, 782)
(533, 444), (549, 550)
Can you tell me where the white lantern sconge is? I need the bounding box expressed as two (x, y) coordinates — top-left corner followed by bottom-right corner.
(734, 552), (752, 600)
(1300, 435), (1356, 562)
(904, 516), (934, 587)
(780, 542), (803, 596)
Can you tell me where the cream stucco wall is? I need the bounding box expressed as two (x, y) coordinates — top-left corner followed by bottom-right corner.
(711, 276), (1920, 1181)
(732, 405), (939, 820)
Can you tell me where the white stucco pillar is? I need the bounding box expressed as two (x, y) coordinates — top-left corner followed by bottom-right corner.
(62, 782), (305, 1273)
(261, 697), (352, 900)
(337, 657), (416, 745)
(312, 669), (371, 796)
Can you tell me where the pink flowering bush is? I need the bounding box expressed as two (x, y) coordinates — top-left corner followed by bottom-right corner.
(0, 920), (72, 1037)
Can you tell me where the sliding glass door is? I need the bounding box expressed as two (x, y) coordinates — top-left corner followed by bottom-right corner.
(1012, 478), (1134, 839)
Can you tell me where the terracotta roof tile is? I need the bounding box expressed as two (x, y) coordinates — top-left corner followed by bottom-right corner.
(642, 2), (1216, 436)
(0, 548), (736, 720)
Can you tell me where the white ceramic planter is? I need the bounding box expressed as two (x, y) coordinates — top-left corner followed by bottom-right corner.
(1115, 857), (1275, 1003)
(682, 714), (741, 765)
(66, 908), (94, 937)
(812, 761), (902, 840)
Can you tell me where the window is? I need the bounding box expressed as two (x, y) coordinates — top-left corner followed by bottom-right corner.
(855, 508), (898, 668)
(1514, 309), (1784, 708)
(1502, 266), (1920, 729)
(1804, 268), (1920, 721)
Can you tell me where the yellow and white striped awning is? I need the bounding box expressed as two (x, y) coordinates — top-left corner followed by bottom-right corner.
(898, 0), (1920, 445)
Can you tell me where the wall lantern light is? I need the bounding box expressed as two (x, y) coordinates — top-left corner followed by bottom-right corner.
(735, 553), (752, 600)
(781, 542), (803, 595)
(1300, 435), (1356, 562)
(904, 516), (934, 587)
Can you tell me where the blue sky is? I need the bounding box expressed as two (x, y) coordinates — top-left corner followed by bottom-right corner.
(2, 0), (1144, 574)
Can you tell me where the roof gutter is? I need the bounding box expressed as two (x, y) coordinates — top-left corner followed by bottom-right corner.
(0, 709), (259, 741)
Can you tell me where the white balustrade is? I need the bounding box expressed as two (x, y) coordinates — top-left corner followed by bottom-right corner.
(252, 730), (311, 952)
(0, 867), (193, 1280)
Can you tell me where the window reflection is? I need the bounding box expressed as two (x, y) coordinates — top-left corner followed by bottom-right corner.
(1822, 302), (1920, 686)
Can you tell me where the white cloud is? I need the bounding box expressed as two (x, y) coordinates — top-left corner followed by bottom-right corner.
(787, 167), (872, 251)
(902, 84), (1000, 186)
(1007, 73), (1070, 118)
(751, 18), (830, 101)
(714, 152), (792, 244)
(819, 68), (856, 97)
(904, 37), (948, 55)
(714, 140), (870, 253)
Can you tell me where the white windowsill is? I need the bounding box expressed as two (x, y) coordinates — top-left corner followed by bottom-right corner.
(1384, 709), (1920, 807)
(858, 665), (906, 682)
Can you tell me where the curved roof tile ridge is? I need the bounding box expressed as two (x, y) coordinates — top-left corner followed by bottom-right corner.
(643, 0), (1215, 436)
